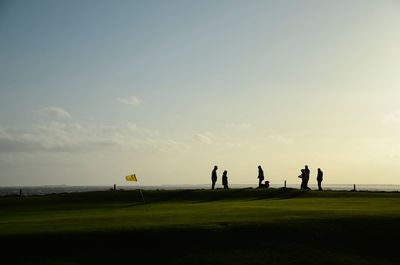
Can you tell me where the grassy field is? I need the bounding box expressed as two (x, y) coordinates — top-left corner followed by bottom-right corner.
(1, 188), (400, 265)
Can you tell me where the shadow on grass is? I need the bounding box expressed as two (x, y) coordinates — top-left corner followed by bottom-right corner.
(2, 217), (400, 265)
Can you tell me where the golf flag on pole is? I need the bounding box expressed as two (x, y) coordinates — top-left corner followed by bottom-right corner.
(125, 174), (137, 182)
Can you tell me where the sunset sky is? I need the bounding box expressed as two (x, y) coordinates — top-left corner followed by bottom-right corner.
(1, 0), (400, 186)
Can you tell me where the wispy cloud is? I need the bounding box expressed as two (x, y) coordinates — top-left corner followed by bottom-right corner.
(0, 122), (188, 154)
(193, 133), (212, 144)
(38, 107), (71, 119)
(117, 96), (142, 107)
(225, 122), (252, 129)
(268, 134), (293, 145)
(383, 110), (400, 123)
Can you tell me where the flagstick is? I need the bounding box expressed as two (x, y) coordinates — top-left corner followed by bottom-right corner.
(138, 184), (149, 211)
(126, 171), (147, 209)
(134, 171), (146, 208)
(139, 189), (146, 204)
(134, 170), (145, 204)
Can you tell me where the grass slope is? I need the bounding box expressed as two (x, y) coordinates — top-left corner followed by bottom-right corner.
(1, 188), (399, 265)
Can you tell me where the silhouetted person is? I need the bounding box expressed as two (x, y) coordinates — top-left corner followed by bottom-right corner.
(304, 165), (310, 190)
(298, 169), (306, 190)
(222, 170), (229, 189)
(317, 168), (323, 191)
(258, 165), (264, 187)
(211, 166), (218, 189)
(264, 181), (270, 188)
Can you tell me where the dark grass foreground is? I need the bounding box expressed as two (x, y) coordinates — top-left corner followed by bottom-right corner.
(1, 188), (400, 265)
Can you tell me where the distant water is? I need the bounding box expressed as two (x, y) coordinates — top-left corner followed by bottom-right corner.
(0, 184), (399, 196)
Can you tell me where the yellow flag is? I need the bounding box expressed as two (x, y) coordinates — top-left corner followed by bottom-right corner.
(125, 174), (137, 182)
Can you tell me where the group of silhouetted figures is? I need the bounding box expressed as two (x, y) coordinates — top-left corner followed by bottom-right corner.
(211, 165), (324, 191)
(212, 166), (228, 189)
(298, 165), (324, 191)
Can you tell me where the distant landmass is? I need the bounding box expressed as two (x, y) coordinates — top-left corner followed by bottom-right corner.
(1, 184), (399, 196)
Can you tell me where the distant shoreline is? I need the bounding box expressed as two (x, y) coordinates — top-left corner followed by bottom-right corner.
(1, 184), (400, 197)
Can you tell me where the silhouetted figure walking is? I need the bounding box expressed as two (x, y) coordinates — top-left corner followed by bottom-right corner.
(304, 165), (310, 190)
(258, 165), (264, 187)
(222, 170), (229, 189)
(211, 165), (218, 189)
(317, 168), (323, 191)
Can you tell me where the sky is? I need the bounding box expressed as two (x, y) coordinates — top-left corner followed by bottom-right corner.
(1, 0), (400, 186)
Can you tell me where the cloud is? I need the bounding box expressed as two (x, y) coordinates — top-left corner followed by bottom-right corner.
(193, 133), (212, 144)
(383, 110), (400, 123)
(268, 134), (293, 145)
(225, 122), (252, 129)
(117, 96), (142, 107)
(0, 123), (188, 154)
(386, 154), (400, 163)
(39, 107), (71, 119)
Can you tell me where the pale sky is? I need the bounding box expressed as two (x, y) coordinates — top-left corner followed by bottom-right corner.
(1, 0), (400, 186)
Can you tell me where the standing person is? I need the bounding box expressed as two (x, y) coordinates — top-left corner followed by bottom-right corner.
(298, 169), (306, 190)
(222, 170), (229, 189)
(317, 168), (323, 191)
(258, 165), (264, 187)
(304, 165), (310, 190)
(211, 165), (218, 189)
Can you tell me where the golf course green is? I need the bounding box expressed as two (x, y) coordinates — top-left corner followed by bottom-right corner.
(1, 188), (399, 265)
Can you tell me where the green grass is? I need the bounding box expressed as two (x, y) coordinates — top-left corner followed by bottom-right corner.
(1, 188), (400, 265)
